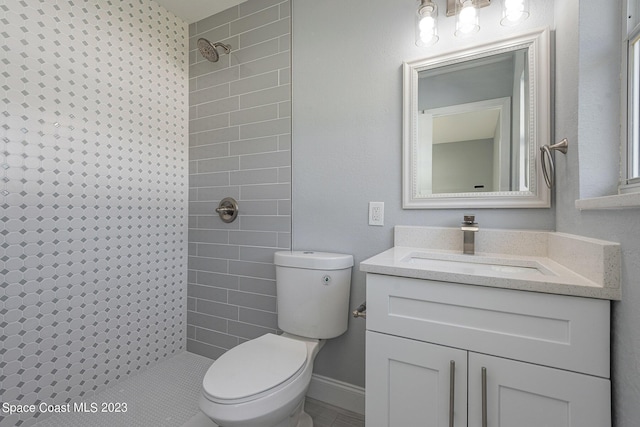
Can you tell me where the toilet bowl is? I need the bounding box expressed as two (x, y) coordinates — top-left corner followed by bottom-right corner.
(199, 333), (324, 427)
(198, 251), (353, 427)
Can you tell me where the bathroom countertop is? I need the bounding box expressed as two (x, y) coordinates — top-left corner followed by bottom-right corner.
(360, 227), (621, 300)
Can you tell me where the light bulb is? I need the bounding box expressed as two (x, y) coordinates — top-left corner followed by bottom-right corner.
(505, 0), (524, 21)
(416, 1), (439, 47)
(501, 0), (529, 26)
(419, 16), (435, 32)
(455, 1), (479, 36)
(419, 29), (437, 46)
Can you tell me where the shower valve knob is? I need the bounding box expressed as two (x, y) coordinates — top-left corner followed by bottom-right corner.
(216, 197), (239, 223)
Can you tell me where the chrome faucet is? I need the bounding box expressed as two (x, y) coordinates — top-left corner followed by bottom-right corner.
(461, 215), (479, 255)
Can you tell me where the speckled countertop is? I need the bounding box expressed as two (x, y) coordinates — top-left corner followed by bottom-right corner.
(360, 226), (621, 300)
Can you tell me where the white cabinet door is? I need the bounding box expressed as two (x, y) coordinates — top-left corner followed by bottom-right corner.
(365, 331), (468, 427)
(468, 353), (611, 427)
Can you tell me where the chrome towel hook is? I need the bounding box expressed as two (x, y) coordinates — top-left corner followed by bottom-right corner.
(540, 138), (569, 189)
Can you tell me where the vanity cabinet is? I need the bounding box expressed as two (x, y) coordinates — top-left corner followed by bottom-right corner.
(367, 331), (468, 426)
(467, 352), (609, 427)
(365, 274), (611, 427)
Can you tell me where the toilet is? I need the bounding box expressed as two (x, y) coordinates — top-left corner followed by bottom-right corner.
(199, 250), (354, 427)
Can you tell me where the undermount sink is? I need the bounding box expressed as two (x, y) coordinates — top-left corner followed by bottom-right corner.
(400, 252), (556, 277)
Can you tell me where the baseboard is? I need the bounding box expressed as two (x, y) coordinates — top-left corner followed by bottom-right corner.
(306, 374), (365, 415)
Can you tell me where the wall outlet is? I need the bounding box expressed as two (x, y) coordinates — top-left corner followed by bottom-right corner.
(368, 202), (384, 226)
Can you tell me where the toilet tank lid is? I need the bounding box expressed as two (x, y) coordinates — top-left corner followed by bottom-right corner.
(274, 251), (353, 270)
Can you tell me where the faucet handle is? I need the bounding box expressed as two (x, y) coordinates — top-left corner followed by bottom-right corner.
(463, 215), (476, 224)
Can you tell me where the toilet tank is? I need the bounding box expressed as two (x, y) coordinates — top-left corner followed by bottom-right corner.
(274, 251), (353, 339)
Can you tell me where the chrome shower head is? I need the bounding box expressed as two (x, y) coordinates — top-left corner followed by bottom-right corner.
(197, 38), (232, 63)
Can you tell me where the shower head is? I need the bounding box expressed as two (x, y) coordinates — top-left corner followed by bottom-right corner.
(197, 38), (232, 63)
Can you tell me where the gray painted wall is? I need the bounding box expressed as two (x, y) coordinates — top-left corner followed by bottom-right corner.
(187, 0), (292, 359)
(0, 2), (188, 426)
(291, 0), (555, 387)
(554, 1), (640, 426)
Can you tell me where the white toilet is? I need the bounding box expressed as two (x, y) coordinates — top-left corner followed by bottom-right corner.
(198, 250), (354, 427)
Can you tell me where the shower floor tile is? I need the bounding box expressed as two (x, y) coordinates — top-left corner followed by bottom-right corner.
(32, 351), (365, 427)
(33, 351), (213, 427)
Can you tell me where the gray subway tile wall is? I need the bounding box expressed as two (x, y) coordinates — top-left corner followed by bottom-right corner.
(188, 0), (292, 360)
(0, 1), (188, 426)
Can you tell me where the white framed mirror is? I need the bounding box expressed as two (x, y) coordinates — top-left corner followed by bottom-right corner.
(402, 28), (550, 209)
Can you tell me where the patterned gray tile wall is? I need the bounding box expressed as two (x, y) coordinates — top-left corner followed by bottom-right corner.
(187, 0), (291, 359)
(0, 1), (188, 426)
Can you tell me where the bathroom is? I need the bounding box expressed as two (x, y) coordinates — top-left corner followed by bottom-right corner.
(1, 0), (639, 426)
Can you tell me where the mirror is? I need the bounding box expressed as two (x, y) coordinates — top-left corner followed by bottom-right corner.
(403, 29), (550, 208)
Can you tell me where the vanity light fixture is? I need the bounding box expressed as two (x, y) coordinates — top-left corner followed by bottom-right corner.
(416, 0), (439, 47)
(500, 0), (529, 26)
(416, 0), (528, 48)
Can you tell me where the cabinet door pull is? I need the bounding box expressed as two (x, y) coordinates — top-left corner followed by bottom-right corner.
(449, 360), (455, 427)
(481, 367), (488, 427)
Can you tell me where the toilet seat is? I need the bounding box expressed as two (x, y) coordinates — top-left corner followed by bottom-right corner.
(202, 334), (308, 405)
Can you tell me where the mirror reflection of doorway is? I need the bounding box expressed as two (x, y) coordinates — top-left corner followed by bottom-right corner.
(419, 97), (511, 194)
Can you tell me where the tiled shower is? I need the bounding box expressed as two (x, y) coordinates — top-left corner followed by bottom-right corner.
(1, 0), (291, 425)
(187, 0), (291, 360)
(0, 1), (188, 426)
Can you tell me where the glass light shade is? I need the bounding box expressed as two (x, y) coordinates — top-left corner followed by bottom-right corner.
(501, 0), (530, 26)
(455, 0), (480, 37)
(416, 1), (439, 47)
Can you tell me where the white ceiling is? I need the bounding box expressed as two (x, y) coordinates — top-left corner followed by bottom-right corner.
(433, 109), (500, 144)
(154, 0), (246, 24)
